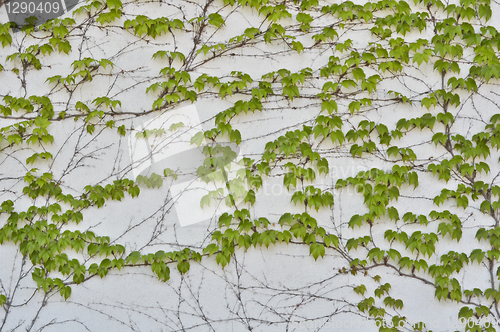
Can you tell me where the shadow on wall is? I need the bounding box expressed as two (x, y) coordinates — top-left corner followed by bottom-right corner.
(4, 0), (82, 27)
(128, 104), (245, 228)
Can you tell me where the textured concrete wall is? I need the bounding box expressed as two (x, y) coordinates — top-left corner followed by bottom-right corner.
(1, 0), (500, 331)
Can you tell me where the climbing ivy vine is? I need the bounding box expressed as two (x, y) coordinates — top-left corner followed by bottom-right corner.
(1, 0), (500, 330)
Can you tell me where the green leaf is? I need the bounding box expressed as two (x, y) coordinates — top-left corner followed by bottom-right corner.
(177, 260), (190, 274)
(190, 131), (205, 146)
(216, 252), (230, 267)
(60, 285), (72, 300)
(208, 13), (225, 28)
(310, 243), (325, 260)
(200, 194), (211, 208)
(126, 251), (141, 265)
(387, 207), (399, 221)
(408, 172), (418, 188)
(322, 233), (337, 247)
(203, 243), (219, 256)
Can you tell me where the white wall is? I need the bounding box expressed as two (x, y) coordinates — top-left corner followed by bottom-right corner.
(1, 0), (500, 331)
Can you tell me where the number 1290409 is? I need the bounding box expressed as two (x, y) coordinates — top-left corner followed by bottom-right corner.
(5, 1), (62, 14)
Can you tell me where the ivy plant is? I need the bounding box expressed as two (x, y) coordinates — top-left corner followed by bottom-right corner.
(1, 0), (500, 330)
